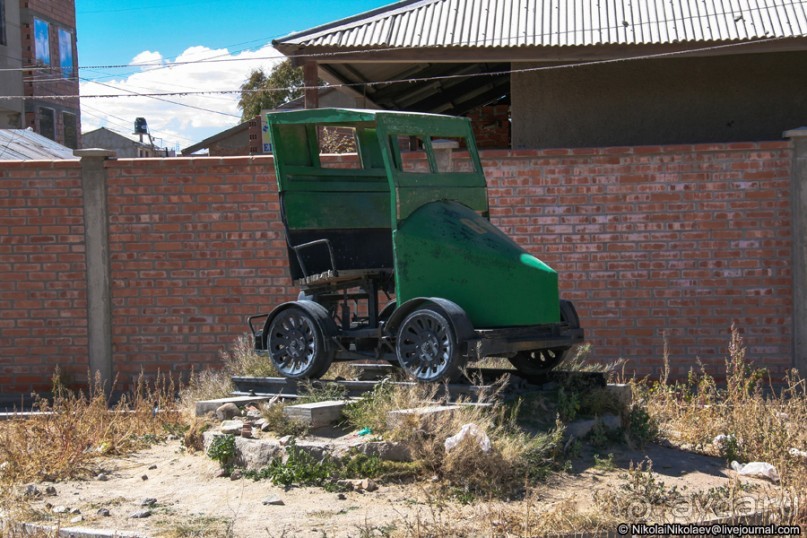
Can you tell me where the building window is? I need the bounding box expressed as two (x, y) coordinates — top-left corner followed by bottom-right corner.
(63, 112), (77, 149)
(38, 107), (55, 140)
(1, 0), (7, 46)
(58, 27), (73, 78)
(34, 18), (51, 66)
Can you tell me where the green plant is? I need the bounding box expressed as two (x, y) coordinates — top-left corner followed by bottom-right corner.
(556, 387), (580, 422)
(260, 402), (309, 438)
(593, 453), (616, 471)
(625, 404), (658, 447)
(207, 434), (236, 474)
(296, 380), (348, 404)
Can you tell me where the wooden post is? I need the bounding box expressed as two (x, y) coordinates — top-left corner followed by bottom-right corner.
(304, 61), (319, 109)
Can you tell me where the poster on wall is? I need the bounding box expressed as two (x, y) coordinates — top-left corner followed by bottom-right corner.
(58, 28), (73, 78)
(261, 115), (273, 154)
(34, 18), (50, 66)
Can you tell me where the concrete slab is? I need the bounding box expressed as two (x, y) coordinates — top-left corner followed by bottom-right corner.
(283, 400), (348, 428)
(194, 395), (272, 417)
(604, 383), (632, 409)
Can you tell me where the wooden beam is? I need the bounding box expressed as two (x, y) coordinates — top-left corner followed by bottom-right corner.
(304, 61), (319, 109)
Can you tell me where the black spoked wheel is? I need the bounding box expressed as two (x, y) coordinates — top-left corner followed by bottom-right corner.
(267, 306), (333, 379)
(508, 347), (568, 376)
(396, 308), (464, 382)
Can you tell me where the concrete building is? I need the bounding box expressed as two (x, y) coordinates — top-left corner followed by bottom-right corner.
(82, 127), (175, 158)
(273, 0), (807, 149)
(0, 0), (80, 147)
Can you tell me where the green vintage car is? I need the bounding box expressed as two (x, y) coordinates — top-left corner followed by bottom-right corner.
(249, 108), (583, 382)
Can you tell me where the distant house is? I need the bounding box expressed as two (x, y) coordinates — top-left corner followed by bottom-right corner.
(274, 0), (807, 148)
(182, 87), (359, 156)
(0, 128), (77, 160)
(82, 127), (174, 158)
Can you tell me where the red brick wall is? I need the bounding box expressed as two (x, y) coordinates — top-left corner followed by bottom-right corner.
(104, 157), (295, 387)
(0, 161), (88, 393)
(482, 142), (793, 379)
(0, 140), (794, 394)
(467, 105), (511, 149)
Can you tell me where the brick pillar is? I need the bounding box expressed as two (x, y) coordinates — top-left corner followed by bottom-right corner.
(74, 149), (116, 391)
(785, 127), (807, 378)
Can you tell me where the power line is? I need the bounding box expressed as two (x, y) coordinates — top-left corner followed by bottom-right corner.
(3, 1), (806, 74)
(1, 33), (804, 103)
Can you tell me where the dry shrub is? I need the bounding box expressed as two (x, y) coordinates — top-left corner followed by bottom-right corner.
(219, 333), (278, 378)
(345, 378), (566, 499)
(0, 370), (181, 485)
(638, 326), (807, 525)
(0, 370), (184, 529)
(179, 334), (278, 412)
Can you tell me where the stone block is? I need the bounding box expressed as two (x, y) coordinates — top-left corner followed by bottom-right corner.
(283, 400), (347, 428)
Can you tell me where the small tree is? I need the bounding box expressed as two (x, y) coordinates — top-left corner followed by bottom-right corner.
(238, 59), (304, 121)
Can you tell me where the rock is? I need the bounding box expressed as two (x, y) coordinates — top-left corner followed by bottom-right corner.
(278, 435), (293, 446)
(245, 405), (262, 419)
(337, 493), (347, 500)
(44, 486), (57, 496)
(361, 478), (378, 492)
(214, 468), (229, 478)
(234, 437), (284, 471)
(141, 474), (148, 481)
(140, 498), (157, 507)
(220, 420), (244, 435)
(97, 508), (111, 517)
(148, 464), (157, 470)
(96, 473), (109, 481)
(70, 515), (83, 524)
(349, 441), (412, 462)
(216, 402), (240, 421)
(52, 506), (69, 514)
(262, 495), (285, 506)
(23, 485), (41, 497)
(129, 510), (152, 519)
(241, 424), (253, 439)
(69, 508), (81, 514)
(230, 469), (243, 480)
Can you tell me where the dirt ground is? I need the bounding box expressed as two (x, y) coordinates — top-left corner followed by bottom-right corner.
(21, 437), (776, 538)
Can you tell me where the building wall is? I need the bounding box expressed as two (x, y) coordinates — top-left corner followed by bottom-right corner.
(512, 51), (807, 149)
(82, 129), (150, 159)
(0, 141), (794, 395)
(20, 0), (80, 147)
(0, 0), (24, 128)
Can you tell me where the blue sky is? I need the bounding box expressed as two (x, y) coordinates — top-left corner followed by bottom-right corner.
(75, 0), (391, 150)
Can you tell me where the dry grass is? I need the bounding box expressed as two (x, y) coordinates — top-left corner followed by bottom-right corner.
(344, 378), (568, 500)
(632, 326), (807, 525)
(179, 334), (279, 412)
(0, 370), (184, 527)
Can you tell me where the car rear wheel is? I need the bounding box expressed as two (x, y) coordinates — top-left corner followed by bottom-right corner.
(267, 305), (333, 379)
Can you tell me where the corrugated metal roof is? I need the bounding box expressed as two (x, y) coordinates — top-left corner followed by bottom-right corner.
(0, 129), (78, 160)
(279, 0), (807, 49)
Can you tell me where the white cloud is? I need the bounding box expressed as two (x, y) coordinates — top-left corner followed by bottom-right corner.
(79, 44), (285, 151)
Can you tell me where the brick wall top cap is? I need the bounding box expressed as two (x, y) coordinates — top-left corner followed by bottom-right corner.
(783, 127), (807, 139)
(74, 149), (117, 159)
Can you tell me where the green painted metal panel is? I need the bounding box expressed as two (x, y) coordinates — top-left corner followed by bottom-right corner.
(284, 191), (390, 230)
(394, 201), (559, 328)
